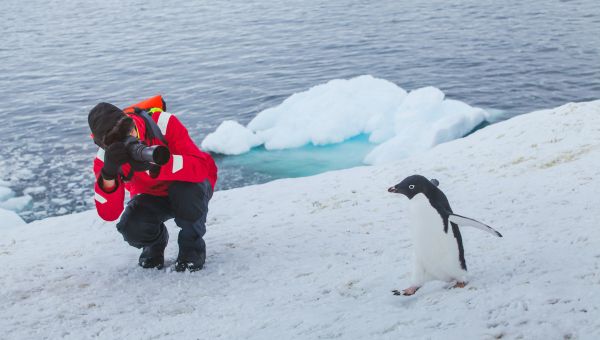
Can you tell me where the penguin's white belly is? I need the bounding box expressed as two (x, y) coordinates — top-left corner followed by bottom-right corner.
(409, 194), (466, 281)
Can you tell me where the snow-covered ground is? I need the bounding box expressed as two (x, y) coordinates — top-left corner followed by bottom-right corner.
(1, 100), (600, 339)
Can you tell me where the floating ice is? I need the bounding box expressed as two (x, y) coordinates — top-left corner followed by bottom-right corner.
(0, 182), (30, 225)
(0, 207), (26, 227)
(0, 195), (33, 212)
(202, 75), (496, 165)
(24, 186), (47, 195)
(0, 186), (15, 201)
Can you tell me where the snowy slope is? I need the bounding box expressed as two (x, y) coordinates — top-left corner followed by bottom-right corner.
(1, 100), (600, 339)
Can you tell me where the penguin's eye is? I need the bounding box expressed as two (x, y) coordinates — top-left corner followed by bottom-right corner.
(408, 185), (415, 190)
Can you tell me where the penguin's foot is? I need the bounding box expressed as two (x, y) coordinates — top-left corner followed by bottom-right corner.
(392, 286), (421, 296)
(451, 281), (467, 289)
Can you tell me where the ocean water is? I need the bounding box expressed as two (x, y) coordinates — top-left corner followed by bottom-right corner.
(1, 0), (599, 221)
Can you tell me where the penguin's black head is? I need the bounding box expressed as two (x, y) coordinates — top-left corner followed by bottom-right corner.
(388, 175), (439, 199)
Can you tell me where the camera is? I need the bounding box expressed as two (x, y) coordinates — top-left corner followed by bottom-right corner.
(123, 136), (170, 165)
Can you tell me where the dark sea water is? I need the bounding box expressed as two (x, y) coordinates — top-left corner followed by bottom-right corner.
(1, 0), (599, 221)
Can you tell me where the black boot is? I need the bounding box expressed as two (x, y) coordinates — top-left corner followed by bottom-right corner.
(139, 232), (168, 269)
(175, 248), (206, 272)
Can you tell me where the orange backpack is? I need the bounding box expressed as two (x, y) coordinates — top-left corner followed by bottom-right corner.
(123, 95), (167, 114)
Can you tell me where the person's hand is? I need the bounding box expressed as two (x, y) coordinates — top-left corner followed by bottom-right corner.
(101, 142), (129, 180)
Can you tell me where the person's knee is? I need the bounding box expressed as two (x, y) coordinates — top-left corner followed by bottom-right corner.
(168, 181), (211, 222)
(117, 214), (162, 248)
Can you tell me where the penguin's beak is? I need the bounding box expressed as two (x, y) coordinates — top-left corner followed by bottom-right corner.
(388, 186), (398, 193)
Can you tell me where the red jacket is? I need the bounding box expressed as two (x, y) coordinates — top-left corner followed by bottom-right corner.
(93, 111), (218, 221)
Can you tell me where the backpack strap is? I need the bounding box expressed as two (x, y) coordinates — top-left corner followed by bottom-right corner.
(132, 107), (168, 145)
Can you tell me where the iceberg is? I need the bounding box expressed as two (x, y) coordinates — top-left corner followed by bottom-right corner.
(202, 75), (496, 165)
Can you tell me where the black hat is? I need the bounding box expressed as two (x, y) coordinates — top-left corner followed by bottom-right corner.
(88, 102), (126, 144)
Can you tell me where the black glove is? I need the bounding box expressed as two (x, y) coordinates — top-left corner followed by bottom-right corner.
(101, 142), (129, 180)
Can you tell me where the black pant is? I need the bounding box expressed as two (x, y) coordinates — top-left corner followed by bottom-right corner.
(116, 180), (213, 258)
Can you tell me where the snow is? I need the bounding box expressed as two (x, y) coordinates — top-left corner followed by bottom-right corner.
(201, 75), (497, 165)
(2, 100), (600, 339)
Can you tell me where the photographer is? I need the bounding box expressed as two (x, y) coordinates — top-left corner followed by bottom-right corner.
(88, 98), (217, 272)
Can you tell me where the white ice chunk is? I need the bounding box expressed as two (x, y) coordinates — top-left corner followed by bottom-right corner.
(0, 186), (15, 201)
(0, 207), (26, 227)
(201, 120), (263, 155)
(23, 186), (47, 195)
(201, 75), (500, 163)
(248, 75), (406, 150)
(0, 195), (33, 212)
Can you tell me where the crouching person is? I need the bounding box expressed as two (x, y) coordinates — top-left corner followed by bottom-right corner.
(88, 96), (218, 272)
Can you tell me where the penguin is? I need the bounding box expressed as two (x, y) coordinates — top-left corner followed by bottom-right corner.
(387, 175), (502, 296)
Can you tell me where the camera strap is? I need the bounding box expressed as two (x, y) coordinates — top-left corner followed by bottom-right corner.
(132, 107), (168, 145)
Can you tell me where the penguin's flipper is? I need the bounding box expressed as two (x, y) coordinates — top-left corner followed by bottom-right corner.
(448, 214), (503, 237)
